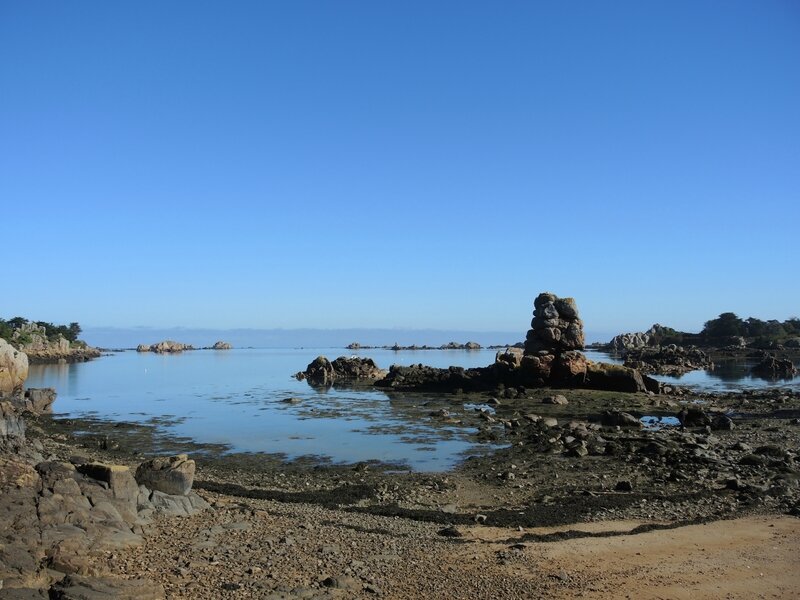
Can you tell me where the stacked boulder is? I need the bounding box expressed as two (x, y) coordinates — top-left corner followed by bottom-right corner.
(524, 293), (585, 354)
(517, 292), (658, 393)
(520, 293), (588, 385)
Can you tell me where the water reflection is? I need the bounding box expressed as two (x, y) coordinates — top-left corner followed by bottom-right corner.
(28, 361), (75, 394)
(23, 348), (799, 469)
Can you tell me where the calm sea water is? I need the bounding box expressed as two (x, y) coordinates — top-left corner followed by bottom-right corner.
(26, 348), (502, 471)
(25, 348), (798, 471)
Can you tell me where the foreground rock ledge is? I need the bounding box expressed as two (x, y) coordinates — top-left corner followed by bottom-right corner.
(1, 381), (207, 598)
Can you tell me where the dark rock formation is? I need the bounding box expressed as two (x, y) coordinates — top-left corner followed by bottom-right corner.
(301, 294), (658, 395)
(623, 345), (712, 376)
(524, 293), (585, 355)
(751, 354), (797, 379)
(295, 356), (387, 385)
(374, 364), (496, 392)
(211, 341), (232, 350)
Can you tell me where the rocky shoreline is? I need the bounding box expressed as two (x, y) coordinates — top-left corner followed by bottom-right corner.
(3, 379), (799, 598)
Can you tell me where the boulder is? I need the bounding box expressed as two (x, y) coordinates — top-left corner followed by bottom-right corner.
(551, 351), (589, 380)
(601, 410), (642, 428)
(0, 400), (26, 439)
(296, 356), (386, 384)
(295, 356), (336, 384)
(542, 395), (569, 405)
(76, 463), (139, 503)
(134, 454), (195, 496)
(677, 406), (711, 427)
(0, 339), (29, 395)
(495, 348), (524, 369)
(8, 388), (57, 415)
(584, 362), (658, 394)
(211, 341), (232, 350)
(148, 490), (209, 517)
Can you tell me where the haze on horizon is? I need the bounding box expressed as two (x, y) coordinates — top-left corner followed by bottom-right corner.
(2, 1), (798, 336)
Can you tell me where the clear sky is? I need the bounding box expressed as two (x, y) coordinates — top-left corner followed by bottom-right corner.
(1, 1), (798, 338)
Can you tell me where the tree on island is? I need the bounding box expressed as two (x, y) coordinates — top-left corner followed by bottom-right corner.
(701, 312), (799, 344)
(0, 317), (83, 344)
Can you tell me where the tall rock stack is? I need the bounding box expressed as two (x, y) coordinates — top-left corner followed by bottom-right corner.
(524, 292), (585, 355)
(516, 293), (587, 384)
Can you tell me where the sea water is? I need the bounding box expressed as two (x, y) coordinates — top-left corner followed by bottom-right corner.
(25, 348), (798, 470)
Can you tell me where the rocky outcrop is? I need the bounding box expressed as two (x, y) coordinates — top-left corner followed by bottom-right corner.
(0, 389), (207, 596)
(375, 364), (496, 392)
(623, 345), (713, 376)
(524, 293), (585, 355)
(366, 293), (659, 394)
(136, 340), (194, 353)
(6, 387), (57, 414)
(609, 330), (652, 352)
(211, 341), (232, 350)
(1, 400), (26, 438)
(135, 454), (195, 496)
(751, 354), (797, 379)
(1, 338), (29, 394)
(10, 322), (100, 364)
(295, 356), (387, 385)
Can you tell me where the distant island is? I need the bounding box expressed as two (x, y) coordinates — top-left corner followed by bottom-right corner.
(346, 341), (483, 351)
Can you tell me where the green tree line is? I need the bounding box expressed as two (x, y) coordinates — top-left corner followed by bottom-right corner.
(0, 317), (82, 344)
(701, 312), (800, 342)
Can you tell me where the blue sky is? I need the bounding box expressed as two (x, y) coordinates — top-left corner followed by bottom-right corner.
(1, 1), (798, 337)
